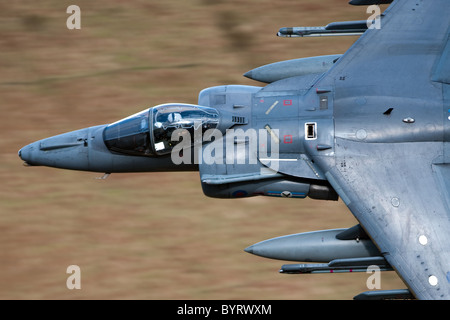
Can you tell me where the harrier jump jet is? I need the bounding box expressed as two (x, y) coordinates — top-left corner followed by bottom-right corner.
(19, 0), (450, 299)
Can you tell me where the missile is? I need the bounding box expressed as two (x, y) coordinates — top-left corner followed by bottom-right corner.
(244, 226), (381, 263)
(279, 257), (393, 274)
(243, 54), (342, 84)
(349, 0), (392, 6)
(353, 289), (413, 301)
(278, 20), (368, 38)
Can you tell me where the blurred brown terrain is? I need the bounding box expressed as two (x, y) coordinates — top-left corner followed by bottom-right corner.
(0, 0), (405, 299)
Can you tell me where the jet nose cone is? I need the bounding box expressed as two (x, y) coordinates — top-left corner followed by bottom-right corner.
(18, 128), (92, 170)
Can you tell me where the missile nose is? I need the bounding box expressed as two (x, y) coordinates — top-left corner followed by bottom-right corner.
(243, 70), (253, 80)
(244, 245), (254, 254)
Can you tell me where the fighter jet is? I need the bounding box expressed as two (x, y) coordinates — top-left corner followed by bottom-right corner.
(19, 0), (450, 299)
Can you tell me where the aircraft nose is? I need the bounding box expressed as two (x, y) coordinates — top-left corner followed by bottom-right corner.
(18, 128), (90, 169)
(18, 143), (36, 166)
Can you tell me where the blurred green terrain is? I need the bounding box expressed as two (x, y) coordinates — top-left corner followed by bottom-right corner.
(0, 0), (404, 299)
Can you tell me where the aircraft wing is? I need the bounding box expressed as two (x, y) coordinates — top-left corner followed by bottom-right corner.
(313, 0), (450, 299)
(324, 141), (450, 299)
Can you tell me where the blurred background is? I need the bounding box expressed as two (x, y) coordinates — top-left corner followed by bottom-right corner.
(0, 0), (405, 299)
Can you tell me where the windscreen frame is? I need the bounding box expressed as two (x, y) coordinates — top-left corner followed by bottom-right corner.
(103, 108), (155, 157)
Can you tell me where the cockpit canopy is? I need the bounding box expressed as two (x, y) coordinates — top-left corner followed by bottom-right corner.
(103, 104), (220, 157)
